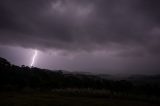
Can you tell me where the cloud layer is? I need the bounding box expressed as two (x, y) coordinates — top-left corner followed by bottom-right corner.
(1, 0), (160, 73)
(1, 0), (160, 54)
(0, 0), (160, 73)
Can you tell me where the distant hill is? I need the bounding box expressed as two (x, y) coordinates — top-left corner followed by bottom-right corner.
(0, 57), (11, 66)
(0, 57), (160, 97)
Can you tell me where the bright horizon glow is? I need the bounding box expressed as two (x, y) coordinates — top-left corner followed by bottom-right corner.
(30, 49), (38, 67)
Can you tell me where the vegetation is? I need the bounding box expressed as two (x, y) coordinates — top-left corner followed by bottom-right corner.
(1, 91), (159, 106)
(0, 57), (160, 105)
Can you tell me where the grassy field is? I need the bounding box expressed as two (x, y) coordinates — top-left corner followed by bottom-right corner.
(0, 90), (159, 106)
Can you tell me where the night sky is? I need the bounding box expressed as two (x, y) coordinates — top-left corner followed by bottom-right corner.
(0, 0), (160, 74)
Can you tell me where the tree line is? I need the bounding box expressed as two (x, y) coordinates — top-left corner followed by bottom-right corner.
(0, 57), (160, 97)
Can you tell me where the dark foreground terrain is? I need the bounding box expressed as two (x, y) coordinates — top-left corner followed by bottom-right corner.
(0, 90), (160, 106)
(1, 57), (160, 106)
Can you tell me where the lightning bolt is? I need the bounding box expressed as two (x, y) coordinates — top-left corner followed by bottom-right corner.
(31, 49), (38, 67)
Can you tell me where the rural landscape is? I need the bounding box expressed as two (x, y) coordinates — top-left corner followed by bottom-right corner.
(1, 0), (160, 106)
(1, 57), (160, 106)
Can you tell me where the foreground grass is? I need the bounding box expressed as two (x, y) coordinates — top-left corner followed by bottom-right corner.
(0, 90), (159, 106)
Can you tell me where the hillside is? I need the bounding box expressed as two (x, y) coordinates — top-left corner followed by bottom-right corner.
(0, 57), (160, 106)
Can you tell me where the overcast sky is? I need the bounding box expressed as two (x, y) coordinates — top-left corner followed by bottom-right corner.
(0, 0), (160, 74)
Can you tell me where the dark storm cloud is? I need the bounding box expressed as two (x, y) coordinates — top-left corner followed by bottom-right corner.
(0, 0), (160, 55)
